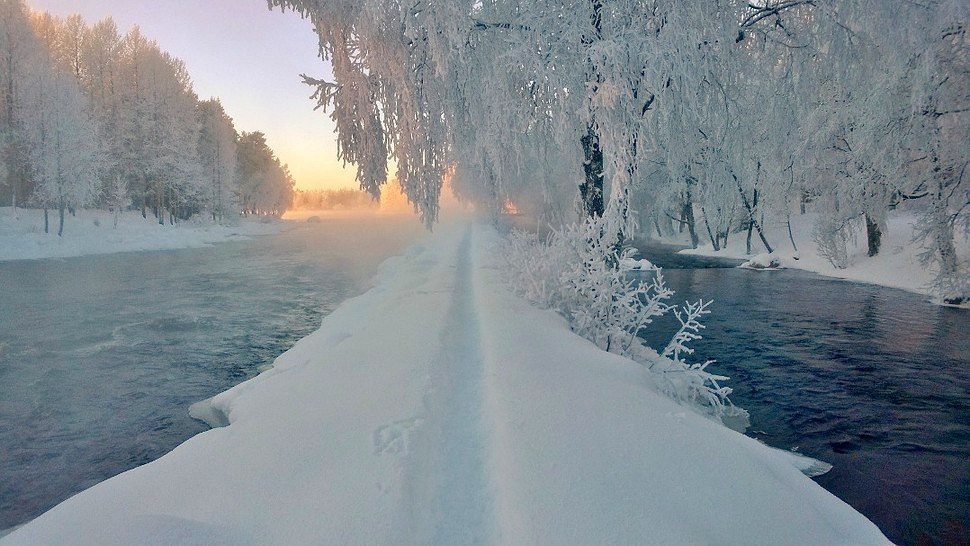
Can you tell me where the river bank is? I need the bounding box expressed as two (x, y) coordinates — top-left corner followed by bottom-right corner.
(669, 211), (968, 306)
(0, 207), (289, 262)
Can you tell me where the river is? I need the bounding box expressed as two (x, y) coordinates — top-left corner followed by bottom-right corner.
(0, 214), (427, 532)
(635, 240), (969, 546)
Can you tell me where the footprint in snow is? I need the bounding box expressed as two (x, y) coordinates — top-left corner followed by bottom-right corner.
(373, 417), (423, 456)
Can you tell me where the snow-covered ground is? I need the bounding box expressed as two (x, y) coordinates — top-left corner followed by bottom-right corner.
(0, 207), (288, 262)
(3, 219), (888, 545)
(678, 211), (968, 303)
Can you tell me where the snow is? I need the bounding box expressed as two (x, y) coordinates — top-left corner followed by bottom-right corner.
(2, 219), (889, 545)
(0, 208), (288, 262)
(619, 256), (654, 270)
(740, 252), (781, 270)
(681, 211), (969, 303)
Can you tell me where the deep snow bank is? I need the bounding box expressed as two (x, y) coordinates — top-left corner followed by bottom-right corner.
(3, 220), (888, 545)
(0, 208), (287, 262)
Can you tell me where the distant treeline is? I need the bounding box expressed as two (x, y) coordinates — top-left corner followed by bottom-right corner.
(0, 1), (294, 235)
(290, 188), (379, 211)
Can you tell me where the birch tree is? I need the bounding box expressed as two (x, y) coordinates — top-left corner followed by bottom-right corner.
(23, 68), (100, 235)
(198, 98), (239, 223)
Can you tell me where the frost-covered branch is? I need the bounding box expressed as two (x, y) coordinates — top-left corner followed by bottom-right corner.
(662, 299), (712, 363)
(503, 217), (746, 424)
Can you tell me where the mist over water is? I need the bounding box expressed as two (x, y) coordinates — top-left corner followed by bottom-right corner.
(0, 214), (427, 531)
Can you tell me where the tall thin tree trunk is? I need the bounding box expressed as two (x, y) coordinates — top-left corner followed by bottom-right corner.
(746, 222), (753, 255)
(579, 0), (605, 221)
(746, 188), (760, 254)
(865, 213), (882, 257)
(701, 207), (719, 251)
(787, 216), (799, 256)
(683, 194), (699, 249)
(57, 203), (65, 237)
(580, 125), (604, 218)
(44, 207), (49, 234)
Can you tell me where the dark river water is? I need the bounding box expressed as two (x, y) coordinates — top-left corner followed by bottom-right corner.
(0, 215), (427, 532)
(636, 240), (969, 546)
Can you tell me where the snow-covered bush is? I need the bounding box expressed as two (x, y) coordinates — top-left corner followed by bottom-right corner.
(812, 215), (854, 269)
(504, 216), (747, 425)
(913, 202), (969, 305)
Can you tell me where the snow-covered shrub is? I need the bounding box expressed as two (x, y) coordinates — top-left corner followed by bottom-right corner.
(741, 253), (781, 270)
(913, 203), (969, 305)
(504, 216), (747, 425)
(649, 300), (738, 419)
(812, 215), (853, 269)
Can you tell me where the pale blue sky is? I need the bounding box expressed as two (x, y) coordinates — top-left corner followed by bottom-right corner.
(28, 0), (356, 190)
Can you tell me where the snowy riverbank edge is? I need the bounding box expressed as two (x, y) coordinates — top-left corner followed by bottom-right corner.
(2, 220), (889, 545)
(0, 207), (290, 262)
(676, 211), (968, 306)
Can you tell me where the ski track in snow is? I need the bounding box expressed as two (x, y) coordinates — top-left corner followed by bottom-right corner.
(426, 228), (492, 544)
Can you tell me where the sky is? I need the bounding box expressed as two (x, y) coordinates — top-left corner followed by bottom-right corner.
(27, 0), (357, 191)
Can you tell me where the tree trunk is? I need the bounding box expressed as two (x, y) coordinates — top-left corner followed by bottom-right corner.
(701, 207), (719, 251)
(787, 217), (799, 256)
(734, 174), (773, 253)
(44, 207), (49, 234)
(746, 221), (753, 255)
(683, 195), (699, 249)
(746, 188), (760, 255)
(580, 125), (604, 218)
(865, 213), (882, 257)
(58, 203), (65, 237)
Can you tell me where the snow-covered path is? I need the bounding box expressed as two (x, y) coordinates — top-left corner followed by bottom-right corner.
(425, 228), (492, 544)
(3, 220), (889, 545)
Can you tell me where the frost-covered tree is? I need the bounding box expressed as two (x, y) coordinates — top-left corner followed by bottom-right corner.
(198, 98), (239, 223)
(142, 51), (203, 224)
(267, 0), (657, 229)
(236, 131), (293, 216)
(22, 67), (100, 235)
(272, 0), (966, 301)
(113, 27), (203, 224)
(80, 18), (127, 208)
(0, 0), (41, 208)
(790, 1), (968, 299)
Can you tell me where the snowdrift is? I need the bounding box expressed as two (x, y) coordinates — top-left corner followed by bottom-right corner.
(3, 220), (888, 545)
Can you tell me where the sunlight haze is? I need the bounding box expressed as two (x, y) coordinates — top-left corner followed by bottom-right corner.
(27, 0), (357, 191)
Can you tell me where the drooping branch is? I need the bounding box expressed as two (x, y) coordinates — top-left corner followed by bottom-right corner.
(472, 19), (531, 32)
(740, 0), (816, 29)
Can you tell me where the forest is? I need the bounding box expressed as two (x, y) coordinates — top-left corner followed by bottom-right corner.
(0, 0), (295, 236)
(270, 0), (968, 303)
